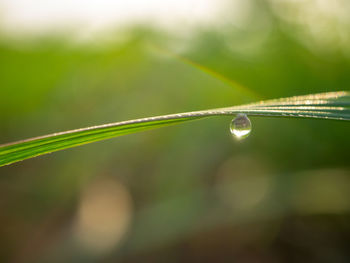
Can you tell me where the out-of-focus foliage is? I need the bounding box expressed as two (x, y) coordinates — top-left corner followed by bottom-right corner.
(0, 0), (349, 262)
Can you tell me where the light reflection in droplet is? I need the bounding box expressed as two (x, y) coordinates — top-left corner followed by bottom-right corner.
(230, 114), (252, 139)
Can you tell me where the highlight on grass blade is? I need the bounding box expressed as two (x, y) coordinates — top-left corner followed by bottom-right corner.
(0, 91), (349, 167)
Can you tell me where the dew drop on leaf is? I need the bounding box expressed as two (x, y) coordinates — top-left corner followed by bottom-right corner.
(230, 114), (252, 139)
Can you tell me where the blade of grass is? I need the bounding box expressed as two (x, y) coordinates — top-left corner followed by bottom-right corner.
(150, 45), (261, 99)
(0, 91), (349, 167)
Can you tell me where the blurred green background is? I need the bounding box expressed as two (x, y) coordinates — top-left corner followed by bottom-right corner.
(0, 0), (350, 262)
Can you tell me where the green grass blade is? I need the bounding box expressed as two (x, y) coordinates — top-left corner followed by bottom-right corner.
(151, 45), (261, 99)
(0, 91), (349, 167)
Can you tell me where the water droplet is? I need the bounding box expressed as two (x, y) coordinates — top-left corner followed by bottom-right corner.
(230, 114), (252, 139)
